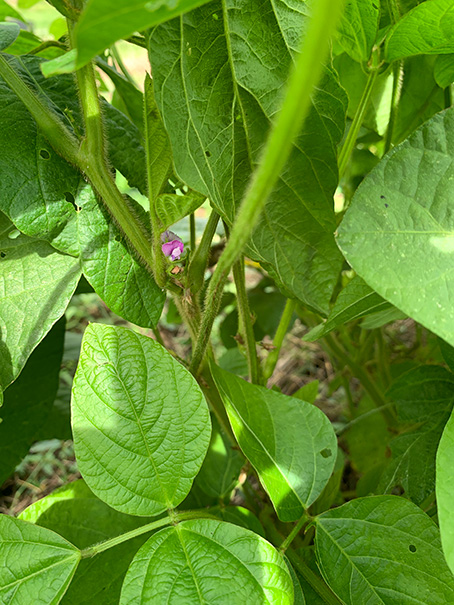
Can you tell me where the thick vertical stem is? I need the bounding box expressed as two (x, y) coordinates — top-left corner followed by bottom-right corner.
(262, 299), (296, 383)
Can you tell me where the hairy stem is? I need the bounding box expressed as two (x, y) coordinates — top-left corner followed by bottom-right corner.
(232, 258), (260, 383)
(80, 510), (218, 558)
(279, 514), (309, 552)
(262, 299), (296, 383)
(338, 68), (378, 179)
(187, 209), (220, 295)
(189, 0), (346, 375)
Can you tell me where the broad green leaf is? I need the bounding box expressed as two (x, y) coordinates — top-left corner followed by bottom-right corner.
(20, 480), (155, 604)
(149, 2), (348, 314)
(304, 276), (391, 341)
(359, 305), (407, 329)
(73, 0), (214, 69)
(315, 496), (454, 604)
(194, 415), (244, 499)
(212, 364), (337, 521)
(0, 318), (65, 485)
(208, 506), (265, 537)
(285, 559), (306, 605)
(337, 106), (454, 348)
(378, 366), (454, 504)
(72, 324), (211, 516)
(386, 0), (454, 62)
(155, 192), (205, 230)
(310, 447), (345, 515)
(336, 0), (380, 62)
(41, 48), (77, 77)
(144, 73), (172, 201)
(76, 184), (165, 328)
(0, 515), (80, 604)
(0, 21), (20, 51)
(0, 214), (81, 389)
(434, 53), (454, 88)
(437, 407), (454, 575)
(120, 519), (293, 604)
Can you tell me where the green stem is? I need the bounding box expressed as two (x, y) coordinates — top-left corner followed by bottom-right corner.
(189, 0), (345, 376)
(279, 514), (309, 552)
(338, 68), (378, 179)
(190, 212), (196, 251)
(27, 40), (67, 55)
(0, 54), (80, 165)
(232, 258), (260, 383)
(187, 210), (220, 295)
(110, 44), (136, 86)
(80, 510), (218, 558)
(125, 35), (148, 49)
(387, 0), (401, 24)
(263, 299), (296, 383)
(384, 60), (403, 154)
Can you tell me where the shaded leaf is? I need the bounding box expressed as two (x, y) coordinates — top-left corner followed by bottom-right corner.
(437, 407), (454, 576)
(336, 0), (380, 62)
(315, 496), (454, 604)
(434, 53), (454, 88)
(0, 21), (20, 51)
(72, 324), (211, 516)
(212, 363), (337, 521)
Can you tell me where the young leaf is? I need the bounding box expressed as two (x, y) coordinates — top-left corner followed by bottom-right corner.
(386, 0), (454, 62)
(337, 106), (454, 348)
(437, 408), (454, 575)
(434, 53), (454, 88)
(72, 324), (211, 516)
(304, 276), (391, 341)
(155, 192), (205, 230)
(212, 364), (337, 522)
(0, 515), (80, 604)
(20, 479), (155, 604)
(0, 21), (20, 51)
(0, 318), (65, 485)
(315, 496), (454, 604)
(149, 2), (348, 314)
(0, 213), (81, 389)
(120, 519), (293, 604)
(336, 0), (380, 62)
(73, 0), (215, 69)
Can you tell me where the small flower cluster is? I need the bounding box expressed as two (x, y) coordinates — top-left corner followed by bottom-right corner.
(161, 230), (184, 261)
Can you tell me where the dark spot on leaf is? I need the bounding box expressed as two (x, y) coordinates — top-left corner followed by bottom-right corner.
(205, 150), (211, 158)
(115, 235), (121, 242)
(380, 195), (385, 199)
(0, 251), (6, 258)
(372, 2), (378, 8)
(39, 149), (50, 160)
(409, 544), (416, 553)
(64, 191), (78, 210)
(320, 448), (332, 459)
(385, 203), (389, 208)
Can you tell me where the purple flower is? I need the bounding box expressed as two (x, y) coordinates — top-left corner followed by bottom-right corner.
(161, 230), (184, 261)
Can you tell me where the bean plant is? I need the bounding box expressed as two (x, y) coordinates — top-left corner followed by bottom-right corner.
(1, 0), (454, 602)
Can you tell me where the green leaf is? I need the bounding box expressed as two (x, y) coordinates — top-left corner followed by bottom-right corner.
(212, 364), (337, 522)
(149, 2), (348, 314)
(0, 515), (80, 604)
(310, 447), (345, 515)
(386, 0), (454, 62)
(0, 318), (65, 485)
(337, 106), (454, 348)
(20, 479), (155, 604)
(440, 337), (454, 372)
(41, 49), (77, 77)
(434, 53), (454, 88)
(73, 0), (215, 69)
(155, 192), (205, 230)
(208, 506), (265, 537)
(378, 365), (454, 504)
(285, 559), (306, 605)
(76, 184), (165, 328)
(0, 0), (23, 20)
(0, 214), (81, 389)
(0, 21), (20, 51)
(336, 0), (380, 62)
(120, 519), (293, 604)
(315, 496), (454, 604)
(194, 415), (244, 499)
(437, 407), (454, 575)
(72, 324), (211, 516)
(292, 380), (319, 405)
(304, 276), (391, 341)
(144, 73), (172, 201)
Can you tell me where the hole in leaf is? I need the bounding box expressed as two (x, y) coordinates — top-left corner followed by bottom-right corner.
(8, 229), (21, 240)
(0, 251), (6, 258)
(205, 150), (211, 157)
(409, 544), (416, 553)
(380, 195), (385, 199)
(64, 191), (79, 211)
(115, 235), (121, 242)
(320, 448), (332, 459)
(39, 149), (50, 160)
